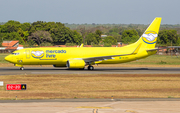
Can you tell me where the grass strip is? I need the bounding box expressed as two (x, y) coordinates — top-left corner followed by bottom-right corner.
(0, 74), (180, 100)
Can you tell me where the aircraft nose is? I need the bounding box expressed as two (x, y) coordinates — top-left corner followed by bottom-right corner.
(5, 55), (12, 63)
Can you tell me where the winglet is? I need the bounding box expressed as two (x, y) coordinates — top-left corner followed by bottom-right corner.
(80, 43), (84, 47)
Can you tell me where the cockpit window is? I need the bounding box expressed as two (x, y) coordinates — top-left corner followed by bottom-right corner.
(12, 53), (20, 55)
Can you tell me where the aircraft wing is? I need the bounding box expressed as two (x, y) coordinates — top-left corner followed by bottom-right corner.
(78, 43), (142, 62)
(82, 53), (132, 62)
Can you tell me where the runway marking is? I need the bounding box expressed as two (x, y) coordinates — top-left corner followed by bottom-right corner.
(125, 110), (137, 113)
(76, 106), (112, 109)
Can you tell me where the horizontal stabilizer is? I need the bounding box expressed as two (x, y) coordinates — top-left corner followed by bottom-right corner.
(146, 47), (169, 52)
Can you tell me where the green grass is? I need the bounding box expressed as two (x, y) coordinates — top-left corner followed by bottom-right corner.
(0, 53), (10, 63)
(126, 55), (180, 65)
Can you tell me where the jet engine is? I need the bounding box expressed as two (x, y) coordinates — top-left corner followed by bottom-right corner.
(66, 59), (85, 69)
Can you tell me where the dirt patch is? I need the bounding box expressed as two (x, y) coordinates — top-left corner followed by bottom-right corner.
(1, 74), (180, 99)
(79, 88), (180, 93)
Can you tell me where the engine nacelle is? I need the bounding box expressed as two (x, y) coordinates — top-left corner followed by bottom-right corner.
(66, 59), (85, 68)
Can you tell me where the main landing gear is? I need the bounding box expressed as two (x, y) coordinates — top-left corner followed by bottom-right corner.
(88, 65), (94, 70)
(20, 67), (24, 70)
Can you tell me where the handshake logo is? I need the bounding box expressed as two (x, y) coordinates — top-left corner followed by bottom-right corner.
(31, 50), (44, 58)
(142, 31), (158, 44)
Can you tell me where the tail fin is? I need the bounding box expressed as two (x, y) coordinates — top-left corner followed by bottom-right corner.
(136, 17), (162, 49)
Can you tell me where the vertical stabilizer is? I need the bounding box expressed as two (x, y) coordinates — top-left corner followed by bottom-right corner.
(135, 17), (162, 49)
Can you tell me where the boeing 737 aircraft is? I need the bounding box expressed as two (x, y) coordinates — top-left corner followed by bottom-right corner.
(5, 17), (161, 70)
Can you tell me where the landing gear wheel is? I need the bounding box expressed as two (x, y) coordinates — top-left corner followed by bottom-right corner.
(20, 67), (24, 70)
(88, 66), (94, 70)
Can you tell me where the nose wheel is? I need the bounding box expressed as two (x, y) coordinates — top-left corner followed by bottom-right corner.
(88, 65), (94, 70)
(20, 67), (24, 70)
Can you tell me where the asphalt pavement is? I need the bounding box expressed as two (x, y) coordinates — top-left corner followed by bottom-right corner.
(1, 67), (180, 75)
(0, 99), (180, 113)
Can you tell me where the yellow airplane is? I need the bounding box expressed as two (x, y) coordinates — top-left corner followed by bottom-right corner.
(5, 17), (161, 70)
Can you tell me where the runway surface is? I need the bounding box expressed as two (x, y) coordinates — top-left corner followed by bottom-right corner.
(0, 67), (180, 75)
(0, 99), (180, 113)
(1, 67), (180, 113)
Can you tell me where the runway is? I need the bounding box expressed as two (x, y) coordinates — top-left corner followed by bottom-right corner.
(1, 67), (180, 75)
(1, 67), (180, 113)
(0, 99), (180, 113)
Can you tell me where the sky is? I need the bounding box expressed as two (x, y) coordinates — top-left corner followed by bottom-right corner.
(0, 0), (179, 24)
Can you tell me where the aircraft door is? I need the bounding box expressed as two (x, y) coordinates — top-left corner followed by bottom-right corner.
(26, 50), (30, 59)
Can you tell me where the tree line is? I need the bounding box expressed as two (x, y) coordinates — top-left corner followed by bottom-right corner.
(0, 20), (180, 47)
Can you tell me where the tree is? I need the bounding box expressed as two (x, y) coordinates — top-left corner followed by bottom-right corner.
(2, 32), (25, 45)
(50, 27), (75, 45)
(157, 30), (179, 46)
(29, 26), (36, 35)
(113, 34), (121, 42)
(121, 30), (139, 44)
(28, 31), (53, 46)
(17, 28), (29, 43)
(78, 26), (94, 44)
(109, 28), (119, 34)
(73, 30), (83, 45)
(103, 36), (117, 46)
(27, 40), (36, 47)
(95, 30), (102, 43)
(21, 22), (31, 31)
(0, 37), (2, 47)
(85, 33), (98, 45)
(1, 20), (21, 33)
(79, 29), (102, 45)
(176, 37), (180, 46)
